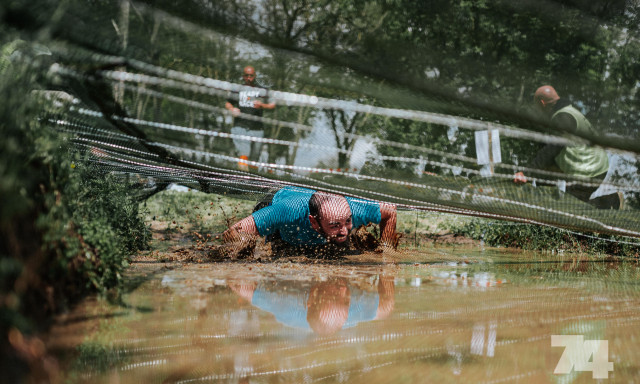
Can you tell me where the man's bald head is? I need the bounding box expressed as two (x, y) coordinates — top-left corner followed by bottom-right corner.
(534, 85), (560, 111)
(242, 66), (256, 85)
(309, 192), (353, 244)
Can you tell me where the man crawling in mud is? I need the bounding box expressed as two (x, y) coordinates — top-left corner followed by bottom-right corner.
(223, 186), (398, 255)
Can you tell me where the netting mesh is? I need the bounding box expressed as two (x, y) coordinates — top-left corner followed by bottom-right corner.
(3, 0), (640, 238)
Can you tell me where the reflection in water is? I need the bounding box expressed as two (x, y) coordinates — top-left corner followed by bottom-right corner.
(42, 253), (640, 383)
(470, 321), (496, 357)
(229, 276), (395, 335)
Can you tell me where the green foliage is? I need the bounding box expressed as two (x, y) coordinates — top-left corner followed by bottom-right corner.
(36, 160), (151, 293)
(456, 219), (569, 251)
(29, 0), (639, 169)
(455, 218), (640, 257)
(0, 43), (150, 357)
(77, 173), (151, 254)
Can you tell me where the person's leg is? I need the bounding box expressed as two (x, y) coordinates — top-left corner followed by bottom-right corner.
(566, 173), (605, 203)
(230, 127), (264, 164)
(589, 192), (624, 210)
(230, 126), (252, 159)
(246, 129), (265, 162)
(210, 120), (236, 160)
(566, 173), (623, 209)
(252, 187), (280, 212)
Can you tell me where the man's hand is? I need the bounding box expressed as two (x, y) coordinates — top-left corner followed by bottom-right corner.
(220, 227), (259, 259)
(514, 171), (527, 184)
(376, 232), (402, 253)
(253, 100), (276, 110)
(225, 101), (242, 117)
(223, 216), (259, 243)
(222, 227), (241, 243)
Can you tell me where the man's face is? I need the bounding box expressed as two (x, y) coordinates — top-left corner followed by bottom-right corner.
(312, 198), (353, 244)
(243, 67), (256, 85)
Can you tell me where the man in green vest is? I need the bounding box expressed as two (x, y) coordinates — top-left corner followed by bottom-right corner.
(514, 85), (622, 209)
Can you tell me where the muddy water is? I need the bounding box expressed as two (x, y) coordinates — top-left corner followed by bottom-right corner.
(45, 249), (640, 383)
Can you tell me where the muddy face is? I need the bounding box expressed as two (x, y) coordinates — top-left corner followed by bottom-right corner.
(310, 197), (353, 244)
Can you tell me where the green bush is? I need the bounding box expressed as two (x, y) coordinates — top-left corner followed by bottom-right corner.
(455, 218), (640, 257)
(37, 161), (151, 294)
(0, 38), (150, 379)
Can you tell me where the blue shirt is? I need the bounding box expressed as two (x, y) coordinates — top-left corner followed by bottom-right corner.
(251, 285), (379, 331)
(251, 186), (382, 246)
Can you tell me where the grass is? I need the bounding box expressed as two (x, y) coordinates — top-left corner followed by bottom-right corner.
(397, 209), (473, 236)
(141, 189), (255, 252)
(452, 217), (640, 257)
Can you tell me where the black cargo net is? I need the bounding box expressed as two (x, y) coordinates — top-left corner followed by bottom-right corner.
(3, 0), (640, 239)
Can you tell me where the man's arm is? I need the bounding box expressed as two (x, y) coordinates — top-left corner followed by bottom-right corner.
(225, 101), (241, 117)
(253, 100), (276, 109)
(375, 275), (395, 320)
(552, 112), (578, 135)
(529, 144), (564, 170)
(223, 215), (259, 242)
(514, 144), (565, 184)
(379, 203), (398, 248)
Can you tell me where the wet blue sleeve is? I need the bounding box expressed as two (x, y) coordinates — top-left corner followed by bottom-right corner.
(346, 197), (381, 228)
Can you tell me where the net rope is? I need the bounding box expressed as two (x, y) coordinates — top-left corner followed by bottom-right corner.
(4, 0), (640, 241)
(41, 57), (640, 238)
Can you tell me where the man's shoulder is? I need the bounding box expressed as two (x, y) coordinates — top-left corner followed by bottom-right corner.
(553, 111), (577, 127)
(255, 79), (271, 89)
(274, 186), (315, 200)
(552, 102), (585, 134)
